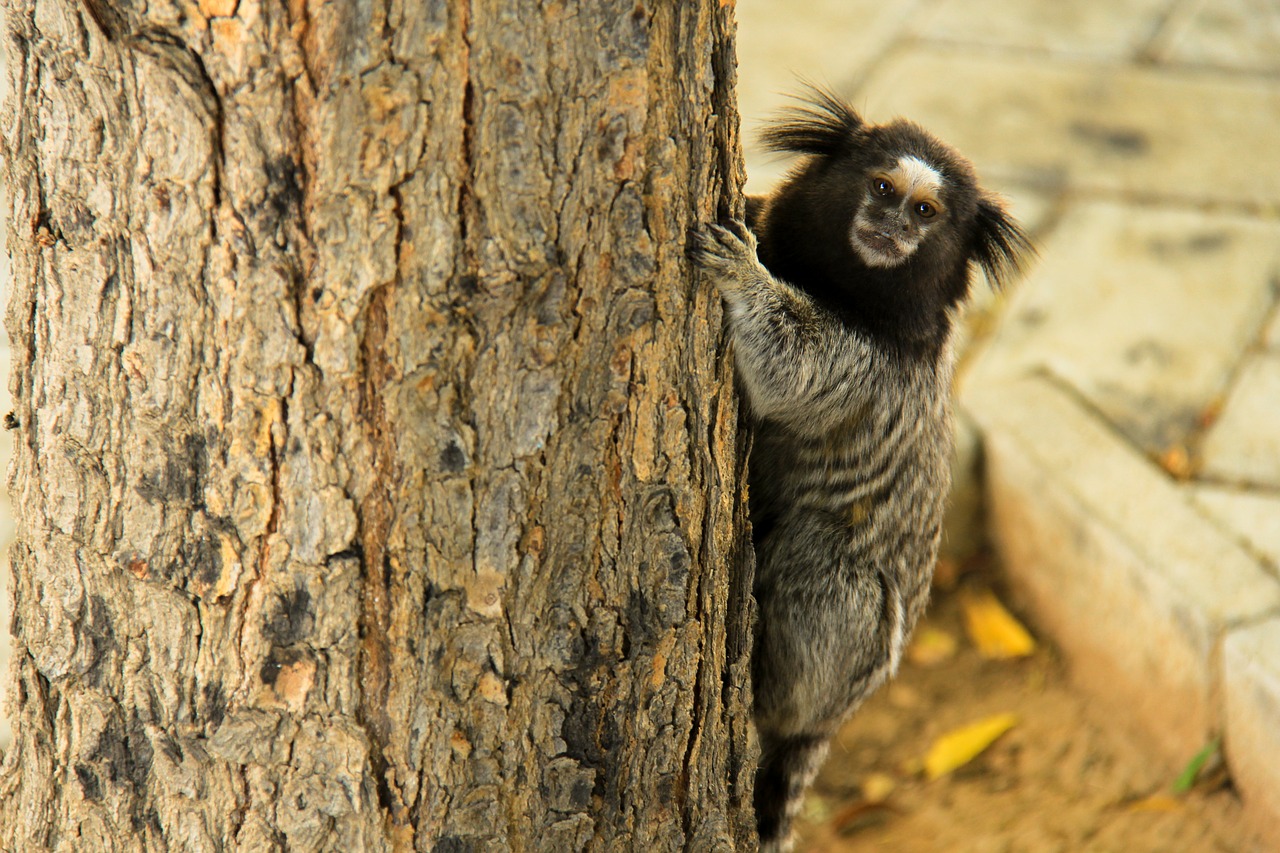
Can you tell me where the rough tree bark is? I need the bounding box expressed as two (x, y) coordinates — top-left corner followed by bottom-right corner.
(0, 0), (754, 849)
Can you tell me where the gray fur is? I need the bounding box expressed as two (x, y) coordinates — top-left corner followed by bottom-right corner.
(691, 92), (1031, 851)
(692, 222), (953, 850)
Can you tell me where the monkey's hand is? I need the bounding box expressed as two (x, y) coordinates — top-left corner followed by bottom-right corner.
(687, 219), (762, 297)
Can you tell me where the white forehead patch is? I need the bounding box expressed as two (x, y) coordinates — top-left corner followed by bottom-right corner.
(896, 156), (943, 196)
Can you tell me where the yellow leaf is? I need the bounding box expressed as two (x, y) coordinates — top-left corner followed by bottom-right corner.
(923, 713), (1019, 780)
(961, 589), (1037, 659)
(1157, 444), (1194, 480)
(861, 772), (896, 803)
(1127, 794), (1184, 813)
(906, 624), (958, 666)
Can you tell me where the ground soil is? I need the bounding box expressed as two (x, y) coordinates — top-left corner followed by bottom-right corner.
(792, 556), (1273, 853)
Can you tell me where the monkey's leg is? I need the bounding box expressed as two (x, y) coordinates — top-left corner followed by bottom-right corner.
(753, 521), (902, 722)
(755, 731), (831, 852)
(750, 516), (906, 842)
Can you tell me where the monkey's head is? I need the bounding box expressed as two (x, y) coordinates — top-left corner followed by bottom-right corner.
(749, 88), (1034, 349)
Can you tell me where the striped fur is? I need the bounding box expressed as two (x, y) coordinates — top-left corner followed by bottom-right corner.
(694, 222), (953, 849)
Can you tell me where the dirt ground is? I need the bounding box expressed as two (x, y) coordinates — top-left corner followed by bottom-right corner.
(792, 556), (1274, 853)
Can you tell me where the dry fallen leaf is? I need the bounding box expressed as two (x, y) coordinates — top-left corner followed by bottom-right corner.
(1157, 444), (1194, 480)
(923, 713), (1019, 780)
(906, 624), (958, 667)
(1127, 794), (1184, 813)
(1197, 397), (1224, 430)
(961, 589), (1036, 659)
(830, 798), (897, 835)
(861, 772), (896, 803)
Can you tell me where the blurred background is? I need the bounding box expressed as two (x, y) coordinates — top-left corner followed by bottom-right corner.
(736, 1), (1280, 850)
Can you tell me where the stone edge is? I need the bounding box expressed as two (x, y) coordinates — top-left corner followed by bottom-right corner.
(962, 372), (1280, 836)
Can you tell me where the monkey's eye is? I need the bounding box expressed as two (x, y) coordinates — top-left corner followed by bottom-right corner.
(871, 177), (895, 197)
(915, 201), (937, 219)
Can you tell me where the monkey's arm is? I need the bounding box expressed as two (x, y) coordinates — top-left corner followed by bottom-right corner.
(690, 220), (874, 429)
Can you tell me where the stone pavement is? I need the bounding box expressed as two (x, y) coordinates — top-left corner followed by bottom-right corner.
(738, 0), (1280, 835)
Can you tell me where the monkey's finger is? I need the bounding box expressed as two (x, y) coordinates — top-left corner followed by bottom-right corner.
(689, 222), (741, 254)
(706, 222), (752, 257)
(685, 224), (721, 260)
(719, 217), (756, 248)
(686, 226), (736, 274)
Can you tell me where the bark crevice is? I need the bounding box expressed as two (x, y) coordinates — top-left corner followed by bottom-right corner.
(355, 282), (402, 828)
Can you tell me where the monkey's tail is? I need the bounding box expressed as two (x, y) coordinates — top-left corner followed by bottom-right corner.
(755, 732), (831, 852)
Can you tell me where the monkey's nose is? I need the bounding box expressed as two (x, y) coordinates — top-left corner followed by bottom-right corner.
(888, 211), (912, 234)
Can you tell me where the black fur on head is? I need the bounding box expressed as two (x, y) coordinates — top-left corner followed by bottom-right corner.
(759, 84), (867, 157)
(971, 193), (1035, 290)
(750, 86), (1034, 356)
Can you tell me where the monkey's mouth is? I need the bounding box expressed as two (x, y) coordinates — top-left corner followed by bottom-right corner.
(853, 228), (907, 267)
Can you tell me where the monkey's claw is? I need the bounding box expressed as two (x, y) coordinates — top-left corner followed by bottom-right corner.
(688, 219), (759, 274)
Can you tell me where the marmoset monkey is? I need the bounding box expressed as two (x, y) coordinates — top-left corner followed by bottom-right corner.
(690, 88), (1033, 851)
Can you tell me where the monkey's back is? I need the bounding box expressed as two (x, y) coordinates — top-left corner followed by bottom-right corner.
(748, 346), (954, 738)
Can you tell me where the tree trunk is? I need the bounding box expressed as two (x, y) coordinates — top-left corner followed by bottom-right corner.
(0, 0), (754, 849)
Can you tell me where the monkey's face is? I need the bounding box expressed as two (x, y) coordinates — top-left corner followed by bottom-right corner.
(850, 156), (945, 269)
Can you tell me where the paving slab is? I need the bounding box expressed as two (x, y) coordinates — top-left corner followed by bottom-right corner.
(913, 0), (1171, 59)
(1223, 618), (1280, 831)
(953, 184), (1058, 347)
(1200, 353), (1280, 489)
(1191, 485), (1280, 576)
(856, 49), (1280, 206)
(1151, 0), (1280, 74)
(962, 201), (1280, 454)
(965, 375), (1280, 762)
